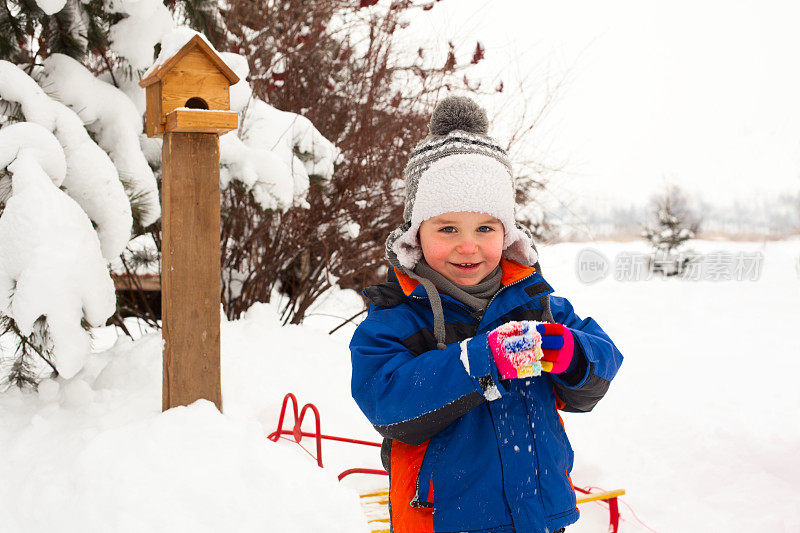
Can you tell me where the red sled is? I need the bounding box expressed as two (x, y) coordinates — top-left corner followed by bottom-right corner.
(268, 392), (626, 533)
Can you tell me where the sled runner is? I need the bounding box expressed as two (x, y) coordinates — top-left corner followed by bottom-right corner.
(268, 392), (626, 533)
(356, 487), (626, 533)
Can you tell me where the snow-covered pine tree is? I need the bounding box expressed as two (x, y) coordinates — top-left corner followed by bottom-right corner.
(0, 0), (172, 388)
(641, 184), (702, 275)
(0, 0), (171, 385)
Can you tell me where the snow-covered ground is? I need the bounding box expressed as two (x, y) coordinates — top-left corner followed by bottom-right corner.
(1, 239), (798, 532)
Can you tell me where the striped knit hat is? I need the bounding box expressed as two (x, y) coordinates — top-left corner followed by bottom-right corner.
(386, 96), (539, 270)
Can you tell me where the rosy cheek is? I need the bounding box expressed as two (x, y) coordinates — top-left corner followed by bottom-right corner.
(487, 235), (504, 262)
(427, 240), (450, 260)
(420, 233), (449, 264)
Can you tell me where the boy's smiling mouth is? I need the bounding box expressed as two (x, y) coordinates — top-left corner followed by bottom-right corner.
(451, 262), (481, 270)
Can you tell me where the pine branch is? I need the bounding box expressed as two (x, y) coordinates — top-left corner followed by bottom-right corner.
(0, 1), (26, 62)
(47, 5), (87, 60)
(118, 171), (159, 231)
(0, 314), (59, 390)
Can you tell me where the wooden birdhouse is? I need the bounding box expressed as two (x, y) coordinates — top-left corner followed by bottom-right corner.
(139, 34), (240, 137)
(139, 32), (243, 413)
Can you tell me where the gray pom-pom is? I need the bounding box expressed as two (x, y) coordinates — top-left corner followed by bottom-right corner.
(429, 96), (488, 136)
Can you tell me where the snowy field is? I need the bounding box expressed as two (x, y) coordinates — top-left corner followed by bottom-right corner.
(1, 239), (798, 532)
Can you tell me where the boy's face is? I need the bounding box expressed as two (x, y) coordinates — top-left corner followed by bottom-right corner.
(419, 211), (504, 286)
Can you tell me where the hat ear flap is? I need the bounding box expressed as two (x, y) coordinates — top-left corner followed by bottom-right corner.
(502, 223), (539, 266)
(386, 222), (422, 270)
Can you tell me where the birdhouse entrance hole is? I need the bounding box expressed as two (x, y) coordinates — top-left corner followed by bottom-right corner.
(185, 97), (209, 110)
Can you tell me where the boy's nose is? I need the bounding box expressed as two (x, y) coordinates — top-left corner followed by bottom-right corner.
(456, 237), (477, 255)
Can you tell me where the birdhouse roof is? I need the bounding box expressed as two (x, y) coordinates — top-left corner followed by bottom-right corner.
(139, 34), (239, 88)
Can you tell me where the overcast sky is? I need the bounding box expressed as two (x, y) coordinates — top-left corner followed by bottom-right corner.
(400, 0), (800, 211)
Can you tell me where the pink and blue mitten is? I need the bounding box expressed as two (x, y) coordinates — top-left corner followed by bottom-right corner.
(536, 322), (575, 374)
(488, 321), (544, 379)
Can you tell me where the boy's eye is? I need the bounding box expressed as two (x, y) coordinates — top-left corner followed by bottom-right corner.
(477, 225), (495, 232)
(439, 226), (457, 233)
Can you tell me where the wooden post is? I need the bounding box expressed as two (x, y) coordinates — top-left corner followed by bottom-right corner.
(138, 34), (240, 412)
(161, 131), (222, 411)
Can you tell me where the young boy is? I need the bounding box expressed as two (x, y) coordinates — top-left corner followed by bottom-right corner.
(350, 97), (623, 533)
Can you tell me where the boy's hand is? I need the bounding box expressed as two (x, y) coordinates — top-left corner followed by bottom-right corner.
(536, 323), (575, 374)
(488, 321), (544, 379)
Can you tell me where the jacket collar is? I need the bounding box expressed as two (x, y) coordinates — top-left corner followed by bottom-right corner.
(393, 258), (538, 298)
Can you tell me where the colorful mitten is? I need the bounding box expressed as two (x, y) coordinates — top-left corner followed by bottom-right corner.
(488, 321), (545, 379)
(535, 323), (575, 374)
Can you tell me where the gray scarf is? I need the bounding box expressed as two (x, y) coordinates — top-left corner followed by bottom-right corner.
(414, 259), (501, 310)
(404, 259), (503, 350)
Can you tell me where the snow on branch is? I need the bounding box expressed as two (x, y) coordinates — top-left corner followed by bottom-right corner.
(0, 122), (66, 186)
(237, 99), (338, 210)
(216, 50), (339, 212)
(39, 54), (161, 228)
(0, 139), (116, 380)
(106, 0), (175, 70)
(0, 60), (133, 259)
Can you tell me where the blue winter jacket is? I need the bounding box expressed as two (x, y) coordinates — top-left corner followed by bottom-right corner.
(350, 260), (623, 533)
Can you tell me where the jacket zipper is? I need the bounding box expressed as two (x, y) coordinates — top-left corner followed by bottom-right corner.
(475, 271), (541, 329)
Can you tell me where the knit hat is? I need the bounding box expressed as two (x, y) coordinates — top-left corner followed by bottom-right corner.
(385, 96), (539, 270)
